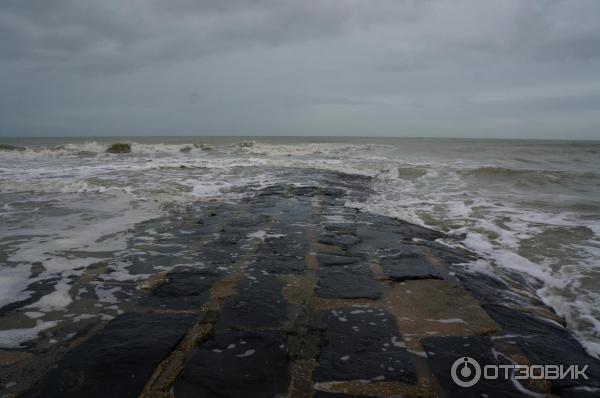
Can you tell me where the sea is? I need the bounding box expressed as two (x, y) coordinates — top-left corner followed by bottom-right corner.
(1, 136), (599, 357)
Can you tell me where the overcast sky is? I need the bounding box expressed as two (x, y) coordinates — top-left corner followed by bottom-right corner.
(1, 0), (599, 139)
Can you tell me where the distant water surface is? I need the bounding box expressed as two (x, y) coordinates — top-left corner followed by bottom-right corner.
(1, 136), (599, 356)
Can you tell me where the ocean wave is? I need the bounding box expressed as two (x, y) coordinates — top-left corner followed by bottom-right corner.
(234, 141), (392, 157)
(0, 141), (217, 159)
(388, 166), (429, 180)
(0, 144), (26, 151)
(463, 165), (597, 180)
(462, 166), (599, 189)
(0, 179), (135, 195)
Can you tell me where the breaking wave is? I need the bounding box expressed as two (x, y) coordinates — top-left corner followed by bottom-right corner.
(463, 166), (599, 188)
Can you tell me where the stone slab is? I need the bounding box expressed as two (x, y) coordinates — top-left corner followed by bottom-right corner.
(484, 304), (600, 391)
(378, 251), (442, 281)
(316, 266), (382, 299)
(421, 336), (530, 397)
(140, 267), (222, 310)
(314, 307), (416, 384)
(216, 273), (287, 330)
(24, 313), (196, 398)
(383, 280), (498, 342)
(316, 253), (364, 267)
(174, 331), (289, 398)
(318, 233), (361, 248)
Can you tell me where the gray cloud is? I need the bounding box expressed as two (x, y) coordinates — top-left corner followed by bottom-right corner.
(0, 0), (599, 138)
(0, 0), (364, 72)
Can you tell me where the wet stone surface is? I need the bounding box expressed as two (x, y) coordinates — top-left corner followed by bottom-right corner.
(314, 307), (416, 383)
(175, 331), (290, 398)
(377, 248), (442, 282)
(24, 313), (197, 398)
(1, 169), (598, 398)
(139, 267), (223, 310)
(252, 233), (309, 274)
(318, 232), (362, 249)
(316, 266), (383, 299)
(483, 304), (600, 391)
(317, 253), (365, 267)
(421, 336), (529, 398)
(216, 273), (287, 330)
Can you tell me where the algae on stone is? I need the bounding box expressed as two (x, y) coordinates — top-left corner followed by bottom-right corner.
(106, 142), (131, 154)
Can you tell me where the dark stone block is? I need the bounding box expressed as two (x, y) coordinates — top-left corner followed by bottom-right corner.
(260, 234), (309, 257)
(455, 272), (529, 309)
(357, 212), (444, 243)
(322, 223), (357, 235)
(318, 233), (361, 248)
(276, 203), (314, 224)
(251, 252), (306, 274)
(24, 313), (196, 398)
(213, 233), (245, 246)
(316, 266), (382, 299)
(140, 267), (222, 310)
(317, 253), (364, 267)
(482, 304), (565, 336)
(314, 307), (416, 383)
(255, 185), (288, 197)
(421, 336), (530, 398)
(483, 306), (600, 390)
(250, 233), (308, 274)
(354, 226), (413, 252)
(228, 213), (270, 228)
(516, 335), (600, 390)
(418, 239), (475, 264)
(175, 331), (289, 398)
(321, 187), (346, 197)
(198, 246), (240, 266)
(378, 251), (441, 281)
(216, 274), (287, 330)
(319, 206), (356, 218)
(291, 185), (320, 196)
(256, 184), (341, 199)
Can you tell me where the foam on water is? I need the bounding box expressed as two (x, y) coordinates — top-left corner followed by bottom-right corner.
(0, 320), (59, 349)
(1, 138), (599, 356)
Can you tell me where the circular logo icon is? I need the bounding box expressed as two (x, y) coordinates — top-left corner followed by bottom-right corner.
(451, 356), (481, 387)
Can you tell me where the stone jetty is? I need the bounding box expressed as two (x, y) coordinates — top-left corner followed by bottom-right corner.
(1, 170), (598, 397)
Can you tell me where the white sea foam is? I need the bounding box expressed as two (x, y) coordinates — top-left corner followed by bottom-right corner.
(0, 320), (59, 348)
(26, 281), (73, 313)
(95, 286), (121, 304)
(0, 266), (33, 309)
(247, 230), (286, 241)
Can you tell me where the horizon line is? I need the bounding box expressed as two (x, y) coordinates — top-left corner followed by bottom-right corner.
(1, 135), (599, 142)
